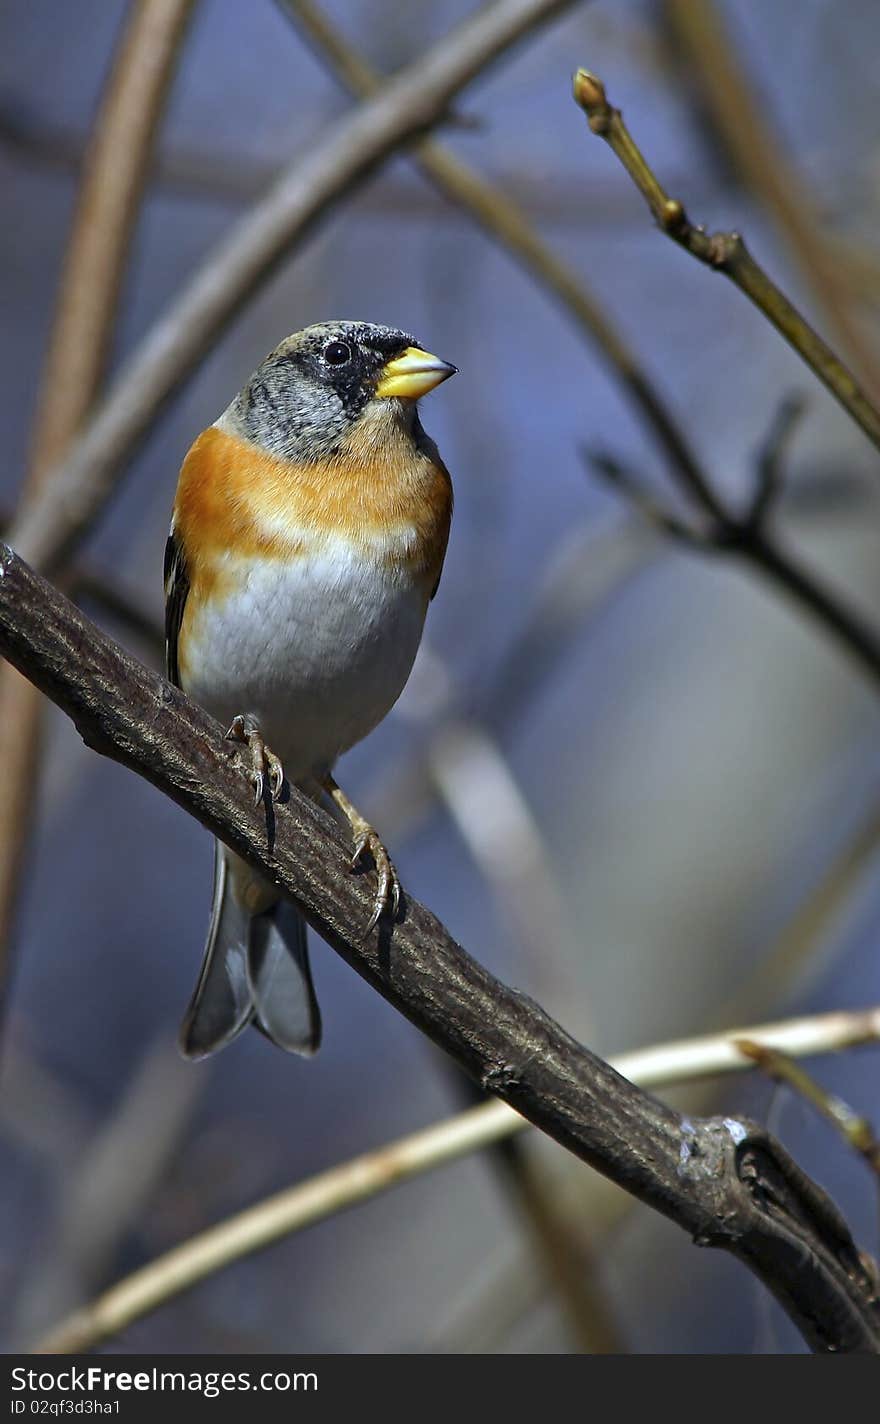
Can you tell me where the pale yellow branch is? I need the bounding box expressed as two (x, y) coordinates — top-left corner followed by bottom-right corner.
(35, 1003), (880, 1353)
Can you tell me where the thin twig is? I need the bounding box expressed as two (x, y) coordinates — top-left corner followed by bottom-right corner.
(582, 428), (880, 688)
(587, 449), (704, 543)
(1, 545), (878, 1353)
(35, 1003), (880, 1352)
(572, 68), (880, 459)
(664, 0), (880, 399)
(0, 0), (196, 1002)
(721, 803), (880, 1024)
(746, 394), (809, 531)
(736, 1040), (880, 1185)
(6, 0), (585, 579)
(488, 1132), (624, 1352)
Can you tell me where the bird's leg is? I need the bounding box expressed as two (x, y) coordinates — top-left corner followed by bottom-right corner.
(225, 713), (284, 806)
(322, 774), (401, 934)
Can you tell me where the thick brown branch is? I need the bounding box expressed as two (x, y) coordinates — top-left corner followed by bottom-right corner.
(1, 542), (878, 1353)
(572, 69), (880, 460)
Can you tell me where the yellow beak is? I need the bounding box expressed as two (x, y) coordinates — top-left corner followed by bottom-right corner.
(375, 346), (457, 401)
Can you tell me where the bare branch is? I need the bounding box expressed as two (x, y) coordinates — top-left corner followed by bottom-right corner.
(585, 448), (704, 543)
(664, 0), (880, 399)
(542, 67), (880, 690)
(36, 1004), (880, 1353)
(572, 68), (880, 460)
(1, 543), (878, 1353)
(583, 437), (880, 686)
(746, 394), (809, 531)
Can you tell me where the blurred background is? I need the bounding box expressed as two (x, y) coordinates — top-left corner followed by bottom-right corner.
(2, 0), (880, 1354)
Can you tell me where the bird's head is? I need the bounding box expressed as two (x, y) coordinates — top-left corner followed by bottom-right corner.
(225, 320), (456, 462)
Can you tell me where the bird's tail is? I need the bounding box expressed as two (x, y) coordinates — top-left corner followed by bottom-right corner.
(179, 841), (322, 1059)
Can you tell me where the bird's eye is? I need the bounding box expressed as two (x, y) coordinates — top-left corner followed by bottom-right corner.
(324, 341), (352, 365)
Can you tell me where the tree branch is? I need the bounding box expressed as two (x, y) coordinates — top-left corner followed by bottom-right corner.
(572, 68), (880, 460)
(1, 542), (878, 1353)
(583, 415), (880, 689)
(663, 0), (880, 400)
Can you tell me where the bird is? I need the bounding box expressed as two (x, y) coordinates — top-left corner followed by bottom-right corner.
(164, 320), (456, 1059)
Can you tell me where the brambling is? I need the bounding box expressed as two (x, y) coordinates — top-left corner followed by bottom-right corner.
(165, 321), (456, 1058)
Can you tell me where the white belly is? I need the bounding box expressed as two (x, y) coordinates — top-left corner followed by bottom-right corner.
(182, 543), (428, 781)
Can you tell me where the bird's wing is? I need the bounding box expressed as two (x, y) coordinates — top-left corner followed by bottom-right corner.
(163, 522), (189, 688)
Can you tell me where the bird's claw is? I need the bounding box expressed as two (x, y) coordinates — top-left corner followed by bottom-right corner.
(351, 828), (401, 935)
(321, 775), (401, 934)
(225, 714), (284, 805)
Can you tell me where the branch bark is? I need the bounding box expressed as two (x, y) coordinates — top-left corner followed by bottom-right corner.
(1, 542), (878, 1354)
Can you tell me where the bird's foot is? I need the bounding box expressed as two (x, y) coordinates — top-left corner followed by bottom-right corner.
(225, 713), (284, 806)
(324, 775), (401, 934)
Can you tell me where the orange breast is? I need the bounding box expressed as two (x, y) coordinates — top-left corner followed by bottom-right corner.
(172, 422), (452, 684)
(174, 423), (451, 584)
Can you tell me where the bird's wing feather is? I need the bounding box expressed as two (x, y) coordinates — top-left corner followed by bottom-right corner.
(164, 523), (189, 688)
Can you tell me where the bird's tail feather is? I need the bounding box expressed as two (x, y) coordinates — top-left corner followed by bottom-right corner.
(179, 842), (321, 1059)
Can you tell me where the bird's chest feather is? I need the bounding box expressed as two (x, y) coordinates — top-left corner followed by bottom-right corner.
(174, 426), (450, 776)
(182, 542), (428, 772)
